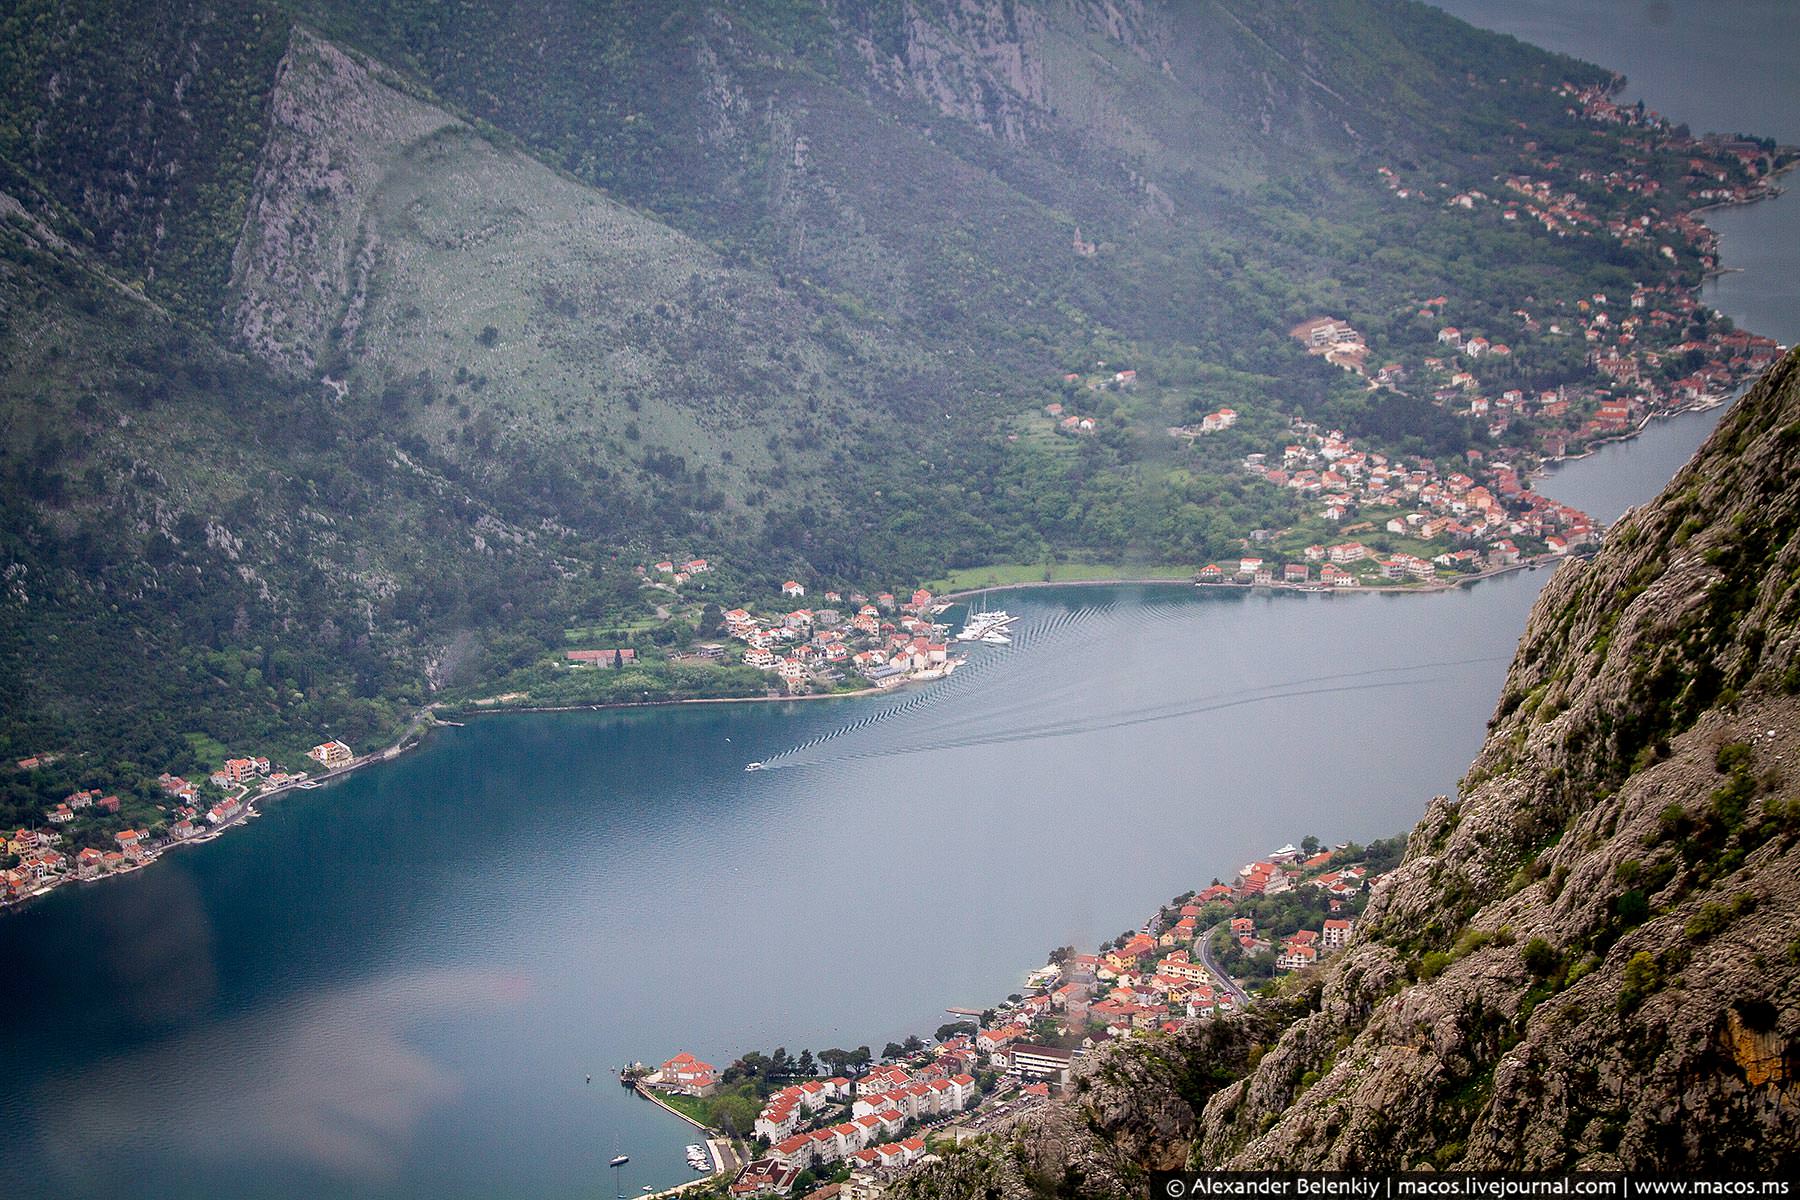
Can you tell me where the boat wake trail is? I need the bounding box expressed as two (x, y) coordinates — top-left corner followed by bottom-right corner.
(753, 604), (1091, 768)
(759, 650), (1506, 772)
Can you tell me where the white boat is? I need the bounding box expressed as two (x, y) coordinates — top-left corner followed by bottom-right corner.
(744, 762), (766, 771)
(956, 609), (1018, 642)
(979, 631), (1011, 645)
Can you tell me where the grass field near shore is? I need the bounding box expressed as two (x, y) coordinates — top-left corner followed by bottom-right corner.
(925, 560), (1197, 593)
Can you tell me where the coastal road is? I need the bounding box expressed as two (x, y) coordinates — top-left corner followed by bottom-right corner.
(1198, 923), (1251, 1005)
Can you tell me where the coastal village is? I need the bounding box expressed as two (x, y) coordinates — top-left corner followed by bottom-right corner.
(1190, 218), (1782, 590)
(620, 561), (958, 696)
(1040, 79), (1791, 594)
(1206, 414), (1603, 589)
(1, 738), (357, 907)
(635, 837), (1392, 1198)
(1, 561), (981, 909)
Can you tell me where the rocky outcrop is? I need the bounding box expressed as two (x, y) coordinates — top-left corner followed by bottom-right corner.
(851, 0), (1054, 145)
(841, 0), (1161, 147)
(227, 29), (459, 373)
(898, 349), (1800, 1194)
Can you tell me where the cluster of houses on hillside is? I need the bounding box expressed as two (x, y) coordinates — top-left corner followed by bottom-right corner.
(720, 588), (953, 694)
(640, 1053), (974, 1195)
(1217, 845), (1381, 975)
(1378, 80), (1787, 257)
(647, 557), (714, 587)
(618, 559), (964, 696)
(662, 837), (1384, 1196)
(2, 741), (343, 907)
(754, 1065), (977, 1175)
(1383, 84), (1784, 452)
(1355, 82), (1791, 492)
(1042, 402), (1098, 436)
(970, 847), (1380, 1053)
(1039, 363), (1141, 437)
(1425, 293), (1779, 460)
(1210, 418), (1599, 588)
(5, 792), (198, 902)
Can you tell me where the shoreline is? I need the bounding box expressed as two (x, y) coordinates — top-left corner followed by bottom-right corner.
(632, 1081), (718, 1135)
(451, 685), (888, 719)
(1689, 158), (1795, 223)
(0, 552), (1597, 919)
(1693, 162), (1795, 292)
(936, 575), (1200, 604)
(3, 125), (1780, 937)
(629, 1084), (737, 1200)
(1537, 393), (1734, 466)
(1193, 555), (1559, 597)
(0, 378), (1726, 920)
(941, 556), (1556, 602)
(0, 719), (437, 917)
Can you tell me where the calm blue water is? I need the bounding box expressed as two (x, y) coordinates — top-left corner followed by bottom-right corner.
(1, 8), (1791, 1198)
(0, 456), (1706, 1200)
(0, 579), (1572, 1198)
(1702, 198), (1800, 346)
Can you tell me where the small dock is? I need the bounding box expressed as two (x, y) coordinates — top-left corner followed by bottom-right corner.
(621, 1082), (742, 1199)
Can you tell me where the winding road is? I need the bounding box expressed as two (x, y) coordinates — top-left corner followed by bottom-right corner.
(1198, 923), (1251, 1005)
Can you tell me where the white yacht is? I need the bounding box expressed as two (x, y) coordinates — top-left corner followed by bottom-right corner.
(956, 609), (1018, 642)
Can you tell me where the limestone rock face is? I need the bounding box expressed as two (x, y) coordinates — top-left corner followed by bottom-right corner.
(227, 31), (459, 373)
(897, 348), (1800, 1195)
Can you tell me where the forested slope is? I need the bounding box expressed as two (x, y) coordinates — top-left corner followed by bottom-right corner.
(0, 0), (1757, 809)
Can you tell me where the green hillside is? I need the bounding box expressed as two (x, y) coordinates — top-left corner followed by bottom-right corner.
(1, 0), (1772, 816)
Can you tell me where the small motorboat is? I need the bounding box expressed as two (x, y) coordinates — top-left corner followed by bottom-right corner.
(744, 761), (766, 771)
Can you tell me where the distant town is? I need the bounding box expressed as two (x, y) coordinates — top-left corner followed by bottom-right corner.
(615, 562), (958, 696)
(3, 738), (356, 905)
(629, 835), (1398, 1199)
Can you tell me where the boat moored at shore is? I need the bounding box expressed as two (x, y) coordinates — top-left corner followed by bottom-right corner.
(956, 609), (1018, 643)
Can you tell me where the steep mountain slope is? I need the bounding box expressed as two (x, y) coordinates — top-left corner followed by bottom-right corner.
(295, 0), (1614, 378)
(897, 347), (1800, 1193)
(228, 30), (939, 534)
(0, 210), (602, 773)
(0, 0), (289, 320)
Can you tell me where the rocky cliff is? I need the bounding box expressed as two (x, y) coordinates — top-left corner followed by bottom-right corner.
(898, 348), (1800, 1195)
(227, 31), (459, 375)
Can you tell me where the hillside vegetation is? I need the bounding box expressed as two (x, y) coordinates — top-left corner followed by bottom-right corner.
(0, 0), (1763, 795)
